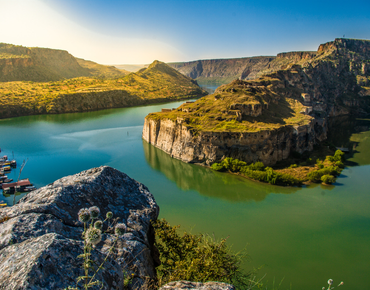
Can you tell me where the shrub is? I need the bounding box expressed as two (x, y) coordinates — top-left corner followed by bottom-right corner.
(335, 161), (345, 168)
(248, 161), (265, 171)
(334, 150), (344, 162)
(211, 162), (225, 171)
(321, 175), (336, 184)
(152, 218), (260, 289)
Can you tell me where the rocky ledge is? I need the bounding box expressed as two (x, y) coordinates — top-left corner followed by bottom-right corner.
(0, 167), (234, 290)
(0, 166), (159, 290)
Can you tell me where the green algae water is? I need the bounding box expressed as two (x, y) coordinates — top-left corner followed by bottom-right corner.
(0, 101), (369, 290)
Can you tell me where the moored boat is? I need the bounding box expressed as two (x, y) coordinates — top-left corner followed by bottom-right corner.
(2, 178), (36, 194)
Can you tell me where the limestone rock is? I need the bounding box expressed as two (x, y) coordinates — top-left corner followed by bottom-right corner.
(0, 166), (159, 290)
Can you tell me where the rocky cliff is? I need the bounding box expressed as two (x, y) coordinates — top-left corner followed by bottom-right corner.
(168, 51), (317, 84)
(0, 166), (159, 290)
(144, 39), (370, 167)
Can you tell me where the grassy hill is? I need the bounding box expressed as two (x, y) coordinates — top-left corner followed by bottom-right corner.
(0, 60), (207, 118)
(0, 43), (127, 82)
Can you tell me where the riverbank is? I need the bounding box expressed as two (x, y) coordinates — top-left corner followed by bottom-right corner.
(210, 148), (344, 186)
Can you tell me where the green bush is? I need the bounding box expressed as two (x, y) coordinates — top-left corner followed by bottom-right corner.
(307, 166), (341, 182)
(321, 174), (336, 184)
(248, 161), (265, 171)
(152, 219), (259, 289)
(335, 161), (345, 168)
(334, 150), (344, 162)
(212, 158), (301, 186)
(211, 162), (225, 171)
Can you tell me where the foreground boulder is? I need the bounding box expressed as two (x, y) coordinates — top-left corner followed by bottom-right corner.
(0, 166), (159, 290)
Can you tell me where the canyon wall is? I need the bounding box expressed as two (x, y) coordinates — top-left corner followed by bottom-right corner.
(143, 117), (327, 166)
(168, 51), (318, 84)
(146, 39), (370, 166)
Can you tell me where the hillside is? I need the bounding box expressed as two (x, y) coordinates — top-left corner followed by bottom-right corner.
(0, 43), (127, 82)
(0, 60), (207, 118)
(168, 52), (317, 84)
(144, 38), (370, 166)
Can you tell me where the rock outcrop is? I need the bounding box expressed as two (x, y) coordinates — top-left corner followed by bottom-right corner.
(159, 281), (235, 290)
(144, 39), (370, 167)
(143, 117), (326, 166)
(0, 166), (159, 290)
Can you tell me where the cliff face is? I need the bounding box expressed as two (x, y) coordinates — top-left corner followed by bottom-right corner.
(169, 57), (276, 84)
(143, 117), (327, 166)
(144, 39), (370, 167)
(168, 51), (318, 84)
(0, 166), (159, 290)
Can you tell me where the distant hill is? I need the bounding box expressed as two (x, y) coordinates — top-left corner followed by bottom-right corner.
(0, 43), (127, 82)
(168, 52), (317, 84)
(0, 60), (207, 119)
(114, 64), (148, 72)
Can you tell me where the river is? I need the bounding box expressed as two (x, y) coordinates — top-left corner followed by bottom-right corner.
(0, 86), (369, 290)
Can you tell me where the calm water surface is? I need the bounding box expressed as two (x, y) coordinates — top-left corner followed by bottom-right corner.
(1, 95), (369, 289)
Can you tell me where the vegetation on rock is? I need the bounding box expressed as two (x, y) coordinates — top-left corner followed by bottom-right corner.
(152, 218), (261, 289)
(211, 150), (345, 186)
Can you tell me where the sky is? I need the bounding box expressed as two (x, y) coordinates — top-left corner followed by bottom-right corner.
(0, 0), (369, 64)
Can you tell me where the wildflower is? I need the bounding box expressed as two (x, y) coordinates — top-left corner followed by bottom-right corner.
(338, 281), (344, 286)
(106, 211), (113, 219)
(115, 223), (127, 236)
(89, 206), (100, 219)
(94, 220), (103, 230)
(328, 279), (333, 286)
(78, 208), (91, 223)
(85, 227), (102, 245)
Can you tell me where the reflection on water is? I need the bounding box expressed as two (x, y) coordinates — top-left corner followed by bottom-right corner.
(143, 140), (300, 202)
(327, 117), (370, 165)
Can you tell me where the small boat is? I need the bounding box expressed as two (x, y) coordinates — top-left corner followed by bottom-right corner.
(1, 166), (11, 172)
(10, 160), (16, 168)
(0, 203), (7, 207)
(23, 185), (37, 192)
(2, 178), (34, 194)
(0, 176), (13, 184)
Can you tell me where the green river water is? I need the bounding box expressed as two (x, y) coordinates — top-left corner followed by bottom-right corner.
(0, 91), (369, 289)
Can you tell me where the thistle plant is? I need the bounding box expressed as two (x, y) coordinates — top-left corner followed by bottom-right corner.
(66, 207), (128, 290)
(322, 279), (344, 290)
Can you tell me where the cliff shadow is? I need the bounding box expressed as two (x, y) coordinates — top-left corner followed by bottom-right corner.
(243, 97), (296, 125)
(143, 140), (300, 202)
(327, 116), (370, 166)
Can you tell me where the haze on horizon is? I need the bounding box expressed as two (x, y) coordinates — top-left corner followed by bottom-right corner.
(1, 0), (369, 65)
